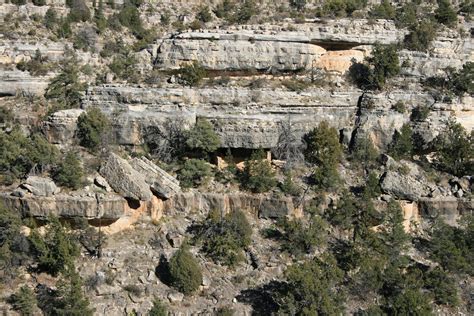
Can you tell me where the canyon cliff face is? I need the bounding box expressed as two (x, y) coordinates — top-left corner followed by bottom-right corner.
(2, 11), (472, 226)
(1, 1), (473, 315)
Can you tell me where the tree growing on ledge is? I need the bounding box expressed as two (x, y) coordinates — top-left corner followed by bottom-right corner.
(76, 107), (110, 152)
(241, 149), (277, 193)
(45, 59), (85, 109)
(304, 121), (342, 189)
(435, 0), (457, 27)
(185, 119), (221, 158)
(290, 0), (307, 12)
(434, 119), (473, 177)
(178, 62), (207, 87)
(53, 151), (84, 190)
(349, 43), (400, 90)
(29, 216), (80, 276)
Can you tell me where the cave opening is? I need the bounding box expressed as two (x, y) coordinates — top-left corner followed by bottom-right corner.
(311, 40), (360, 51)
(125, 197), (141, 210)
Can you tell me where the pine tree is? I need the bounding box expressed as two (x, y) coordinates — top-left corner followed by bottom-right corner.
(435, 0), (457, 27)
(53, 152), (83, 190)
(44, 61), (84, 108)
(185, 119), (221, 158)
(304, 121), (342, 189)
(389, 123), (413, 160)
(435, 119), (473, 176)
(53, 271), (94, 316)
(10, 286), (37, 315)
(241, 149), (277, 193)
(76, 107), (110, 152)
(29, 216), (79, 276)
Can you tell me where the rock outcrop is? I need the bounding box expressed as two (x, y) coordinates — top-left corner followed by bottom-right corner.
(83, 85), (359, 149)
(0, 192), (128, 219)
(0, 70), (54, 96)
(83, 85), (471, 151)
(418, 197), (474, 226)
(153, 20), (405, 72)
(99, 153), (153, 201)
(163, 191), (297, 219)
(20, 176), (60, 197)
(380, 157), (435, 201)
(42, 109), (85, 144)
(130, 157), (181, 199)
(156, 38), (327, 71)
(153, 21), (472, 77)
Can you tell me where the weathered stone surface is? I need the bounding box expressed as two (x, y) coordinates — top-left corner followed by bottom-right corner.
(83, 85), (470, 151)
(130, 157), (181, 199)
(163, 191), (294, 218)
(99, 153), (152, 201)
(94, 175), (113, 192)
(166, 232), (184, 248)
(21, 176), (59, 197)
(259, 197), (295, 219)
(352, 109), (408, 151)
(0, 192), (127, 219)
(154, 20), (405, 71)
(83, 85), (359, 149)
(0, 70), (54, 96)
(418, 197), (474, 226)
(156, 38), (327, 71)
(153, 22), (471, 77)
(42, 109), (84, 144)
(168, 292), (184, 303)
(315, 49), (365, 73)
(380, 158), (434, 201)
(0, 40), (65, 65)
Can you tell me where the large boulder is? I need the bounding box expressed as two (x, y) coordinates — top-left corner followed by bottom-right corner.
(380, 157), (434, 201)
(130, 157), (181, 199)
(21, 176), (60, 197)
(99, 153), (152, 201)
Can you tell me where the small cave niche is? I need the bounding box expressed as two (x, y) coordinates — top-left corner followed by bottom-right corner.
(311, 40), (360, 51)
(87, 218), (119, 227)
(125, 197), (141, 210)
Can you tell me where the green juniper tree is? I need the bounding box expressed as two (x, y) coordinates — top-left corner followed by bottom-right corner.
(45, 60), (85, 108)
(76, 107), (110, 152)
(29, 216), (80, 276)
(241, 149), (277, 193)
(168, 245), (202, 294)
(53, 271), (94, 315)
(185, 119), (221, 158)
(10, 286), (38, 316)
(53, 152), (83, 190)
(304, 121), (342, 189)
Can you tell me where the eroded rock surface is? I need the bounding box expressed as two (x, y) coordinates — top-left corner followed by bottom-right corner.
(380, 157), (435, 201)
(0, 191), (127, 219)
(42, 109), (85, 144)
(99, 153), (153, 201)
(21, 176), (60, 197)
(130, 157), (181, 199)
